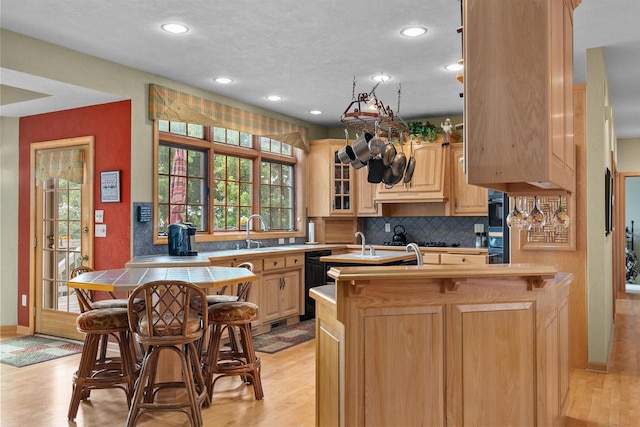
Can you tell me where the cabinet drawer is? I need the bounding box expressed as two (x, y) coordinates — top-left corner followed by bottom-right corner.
(231, 258), (263, 273)
(286, 254), (304, 268)
(263, 257), (286, 271)
(440, 253), (487, 265)
(422, 253), (440, 265)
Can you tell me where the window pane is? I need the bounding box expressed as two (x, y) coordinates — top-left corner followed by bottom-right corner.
(213, 181), (226, 205)
(58, 192), (68, 220)
(227, 181), (238, 204)
(158, 145), (170, 174)
(271, 163), (282, 185)
(213, 127), (226, 143)
(260, 161), (294, 231)
(271, 186), (281, 205)
(282, 143), (292, 156)
(187, 123), (204, 138)
(69, 190), (81, 220)
(187, 150), (204, 177)
(214, 154), (226, 180)
(226, 207), (238, 230)
(240, 158), (251, 182)
(260, 162), (270, 185)
(260, 137), (270, 151)
(227, 130), (239, 146)
(260, 184), (269, 206)
(214, 206), (225, 230)
(240, 132), (252, 148)
(186, 205), (203, 229)
(169, 122), (187, 135)
(227, 157), (239, 182)
(282, 187), (292, 208)
(158, 120), (169, 132)
(240, 183), (252, 207)
(158, 204), (169, 234)
(271, 139), (282, 154)
(282, 166), (292, 186)
(158, 175), (169, 203)
(187, 178), (203, 204)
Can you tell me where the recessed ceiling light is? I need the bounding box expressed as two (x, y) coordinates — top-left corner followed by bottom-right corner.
(445, 63), (464, 72)
(400, 26), (428, 37)
(371, 74), (391, 83)
(213, 77), (233, 84)
(161, 23), (189, 34)
(266, 95), (283, 101)
(309, 110), (323, 115)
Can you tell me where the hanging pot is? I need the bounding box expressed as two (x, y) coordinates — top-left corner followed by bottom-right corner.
(352, 132), (374, 162)
(403, 136), (416, 183)
(382, 141), (397, 166)
(391, 150), (407, 177)
(382, 166), (403, 187)
(337, 128), (357, 164)
(367, 158), (386, 183)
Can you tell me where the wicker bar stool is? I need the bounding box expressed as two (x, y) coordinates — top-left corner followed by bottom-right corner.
(203, 262), (254, 354)
(126, 280), (208, 427)
(71, 266), (143, 362)
(68, 307), (139, 421)
(203, 301), (264, 405)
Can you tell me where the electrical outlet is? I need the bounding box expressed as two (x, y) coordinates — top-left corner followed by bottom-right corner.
(95, 224), (107, 237)
(474, 223), (485, 233)
(278, 238), (285, 244)
(385, 223), (391, 232)
(289, 237), (296, 243)
(21, 294), (27, 306)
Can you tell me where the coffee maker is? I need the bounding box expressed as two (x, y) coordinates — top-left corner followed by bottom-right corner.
(168, 223), (198, 256)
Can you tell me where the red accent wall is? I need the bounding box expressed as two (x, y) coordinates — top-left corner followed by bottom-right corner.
(18, 101), (131, 326)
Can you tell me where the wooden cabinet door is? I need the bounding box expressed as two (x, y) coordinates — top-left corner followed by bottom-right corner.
(451, 144), (488, 215)
(409, 143), (444, 193)
(280, 270), (300, 318)
(355, 166), (381, 216)
(448, 301), (535, 426)
(262, 274), (282, 322)
(308, 140), (355, 217)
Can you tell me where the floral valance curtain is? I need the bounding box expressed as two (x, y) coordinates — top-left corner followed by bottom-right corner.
(149, 84), (309, 152)
(35, 149), (84, 185)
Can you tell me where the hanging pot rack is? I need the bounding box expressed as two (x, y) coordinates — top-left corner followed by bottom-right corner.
(341, 92), (409, 137)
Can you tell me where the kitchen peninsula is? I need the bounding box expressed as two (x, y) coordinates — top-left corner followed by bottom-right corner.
(311, 264), (572, 427)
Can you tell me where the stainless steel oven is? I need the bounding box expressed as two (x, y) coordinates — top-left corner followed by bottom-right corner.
(487, 190), (510, 264)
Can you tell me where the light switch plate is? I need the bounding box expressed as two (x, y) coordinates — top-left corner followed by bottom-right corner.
(385, 223), (391, 232)
(278, 238), (285, 244)
(95, 209), (104, 223)
(289, 237), (296, 243)
(95, 224), (107, 237)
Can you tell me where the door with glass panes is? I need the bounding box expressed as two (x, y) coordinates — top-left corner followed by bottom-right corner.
(32, 137), (93, 340)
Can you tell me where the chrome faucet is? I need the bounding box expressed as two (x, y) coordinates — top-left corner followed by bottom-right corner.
(406, 243), (423, 266)
(246, 214), (268, 249)
(355, 231), (366, 256)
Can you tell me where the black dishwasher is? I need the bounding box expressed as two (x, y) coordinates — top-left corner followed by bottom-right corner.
(302, 250), (331, 320)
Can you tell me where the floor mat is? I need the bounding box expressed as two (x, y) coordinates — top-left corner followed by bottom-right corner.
(0, 335), (83, 368)
(252, 319), (315, 354)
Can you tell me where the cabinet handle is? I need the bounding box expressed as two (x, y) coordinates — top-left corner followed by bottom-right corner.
(461, 257), (466, 262)
(294, 259), (298, 264)
(274, 261), (278, 267)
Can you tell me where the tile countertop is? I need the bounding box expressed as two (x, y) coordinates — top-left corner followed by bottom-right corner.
(126, 244), (487, 267)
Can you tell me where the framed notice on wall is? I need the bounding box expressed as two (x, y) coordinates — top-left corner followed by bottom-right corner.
(100, 170), (121, 203)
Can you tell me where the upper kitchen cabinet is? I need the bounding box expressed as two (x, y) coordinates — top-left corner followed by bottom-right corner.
(464, 0), (580, 195)
(308, 139), (355, 217)
(375, 140), (452, 203)
(355, 166), (382, 217)
(449, 143), (488, 216)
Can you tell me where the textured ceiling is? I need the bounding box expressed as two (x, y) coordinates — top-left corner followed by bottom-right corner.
(1, 0), (639, 138)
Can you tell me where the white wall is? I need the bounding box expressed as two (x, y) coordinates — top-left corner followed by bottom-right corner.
(585, 47), (615, 366)
(617, 138), (640, 172)
(0, 117), (20, 326)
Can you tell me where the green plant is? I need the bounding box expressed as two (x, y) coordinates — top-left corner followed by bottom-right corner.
(407, 121), (442, 142)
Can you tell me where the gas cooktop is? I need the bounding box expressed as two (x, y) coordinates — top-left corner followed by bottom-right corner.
(421, 241), (461, 248)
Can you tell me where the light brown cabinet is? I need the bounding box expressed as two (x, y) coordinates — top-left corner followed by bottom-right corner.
(308, 139), (355, 217)
(262, 255), (302, 323)
(464, 0), (579, 194)
(449, 143), (488, 216)
(375, 142), (448, 203)
(312, 267), (573, 427)
(354, 166), (382, 216)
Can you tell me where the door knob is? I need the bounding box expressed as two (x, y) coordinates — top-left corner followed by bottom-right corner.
(82, 227), (89, 233)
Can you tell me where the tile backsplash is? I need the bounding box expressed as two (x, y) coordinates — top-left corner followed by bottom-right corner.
(363, 216), (488, 247)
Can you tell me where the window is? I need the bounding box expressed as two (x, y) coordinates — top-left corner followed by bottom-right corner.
(157, 144), (207, 234)
(155, 120), (302, 240)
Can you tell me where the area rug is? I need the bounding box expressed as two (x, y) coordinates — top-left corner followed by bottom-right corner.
(253, 319), (315, 354)
(0, 335), (83, 368)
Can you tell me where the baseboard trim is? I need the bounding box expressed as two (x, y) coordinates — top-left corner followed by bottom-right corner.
(586, 361), (609, 373)
(0, 325), (18, 336)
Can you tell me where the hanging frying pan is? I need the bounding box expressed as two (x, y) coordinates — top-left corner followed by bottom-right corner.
(403, 136), (416, 183)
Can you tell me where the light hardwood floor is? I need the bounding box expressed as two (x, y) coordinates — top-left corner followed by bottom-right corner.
(2, 299), (640, 427)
